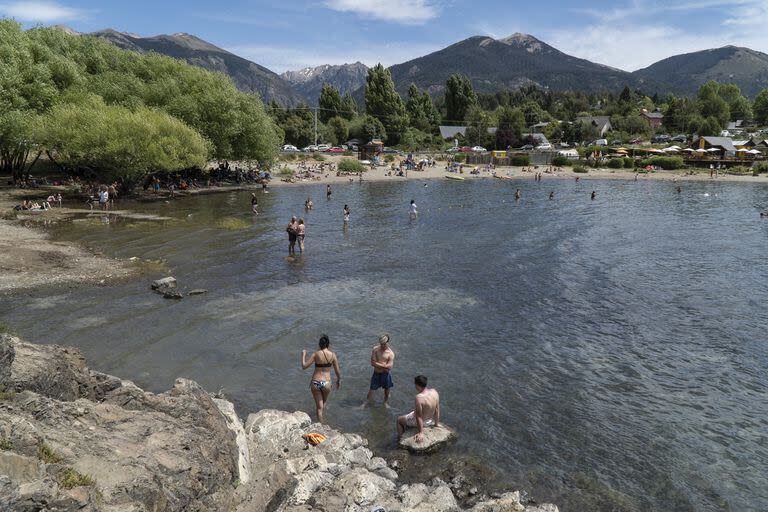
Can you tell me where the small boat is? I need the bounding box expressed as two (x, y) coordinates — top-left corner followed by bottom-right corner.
(445, 174), (465, 181)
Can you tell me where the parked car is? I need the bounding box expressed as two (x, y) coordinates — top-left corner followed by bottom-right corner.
(382, 147), (401, 155)
(282, 144), (300, 152)
(325, 147), (345, 153)
(458, 146), (473, 153)
(671, 135), (688, 143)
(610, 139), (622, 145)
(471, 146), (487, 152)
(317, 144), (331, 151)
(651, 135), (671, 144)
(520, 144), (535, 151)
(535, 143), (552, 151)
(592, 139), (608, 146)
(302, 145), (318, 152)
(557, 149), (580, 159)
(446, 146), (460, 153)
(557, 142), (571, 148)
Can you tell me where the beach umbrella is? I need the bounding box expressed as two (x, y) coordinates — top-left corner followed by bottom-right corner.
(696, 149), (707, 153)
(748, 149), (762, 155)
(683, 148), (696, 152)
(707, 148), (721, 152)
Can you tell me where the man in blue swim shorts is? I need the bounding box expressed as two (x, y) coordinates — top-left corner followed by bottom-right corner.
(367, 334), (395, 406)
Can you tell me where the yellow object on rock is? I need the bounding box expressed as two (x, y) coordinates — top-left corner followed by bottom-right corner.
(302, 433), (327, 446)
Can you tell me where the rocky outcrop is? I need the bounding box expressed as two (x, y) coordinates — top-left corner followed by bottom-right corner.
(0, 334), (559, 512)
(399, 425), (457, 454)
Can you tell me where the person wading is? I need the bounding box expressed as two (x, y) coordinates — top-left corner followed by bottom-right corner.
(301, 335), (341, 423)
(366, 334), (395, 406)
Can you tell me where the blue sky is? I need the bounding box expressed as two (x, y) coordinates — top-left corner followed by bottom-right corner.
(2, 0), (767, 72)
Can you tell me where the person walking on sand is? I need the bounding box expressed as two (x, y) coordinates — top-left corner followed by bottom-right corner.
(286, 216), (298, 255)
(343, 205), (350, 224)
(366, 334), (395, 406)
(250, 193), (258, 214)
(397, 375), (440, 443)
(297, 218), (306, 253)
(301, 335), (341, 423)
(409, 200), (418, 219)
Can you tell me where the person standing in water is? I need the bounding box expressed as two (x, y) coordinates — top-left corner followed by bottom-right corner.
(297, 219), (306, 254)
(409, 200), (418, 219)
(397, 375), (440, 443)
(515, 189), (521, 201)
(250, 193), (258, 214)
(286, 216), (298, 255)
(366, 334), (395, 406)
(591, 191), (596, 200)
(549, 191), (554, 200)
(305, 197), (313, 210)
(326, 184), (332, 200)
(343, 205), (350, 224)
(301, 335), (341, 423)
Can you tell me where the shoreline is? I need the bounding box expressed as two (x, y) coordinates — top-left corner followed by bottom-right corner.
(2, 163), (765, 294)
(0, 333), (560, 511)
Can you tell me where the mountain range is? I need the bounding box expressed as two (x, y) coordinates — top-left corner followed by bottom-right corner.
(281, 63), (368, 104)
(55, 27), (768, 106)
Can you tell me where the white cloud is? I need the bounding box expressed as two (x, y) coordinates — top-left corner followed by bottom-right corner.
(0, 1), (82, 22)
(229, 41), (441, 73)
(324, 0), (439, 25)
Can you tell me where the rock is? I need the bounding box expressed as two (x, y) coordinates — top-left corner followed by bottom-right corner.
(213, 398), (251, 484)
(163, 290), (183, 299)
(0, 452), (40, 483)
(188, 289), (209, 296)
(151, 276), (176, 290)
(375, 467), (399, 481)
(525, 505), (560, 512)
(398, 425), (456, 454)
(469, 491), (526, 512)
(0, 336), (14, 387)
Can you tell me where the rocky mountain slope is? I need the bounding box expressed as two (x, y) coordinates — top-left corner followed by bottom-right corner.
(89, 29), (304, 105)
(385, 33), (658, 96)
(633, 45), (768, 96)
(282, 62), (368, 104)
(0, 334), (559, 512)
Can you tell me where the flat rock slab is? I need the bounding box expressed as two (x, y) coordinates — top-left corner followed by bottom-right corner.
(188, 289), (208, 296)
(398, 425), (456, 454)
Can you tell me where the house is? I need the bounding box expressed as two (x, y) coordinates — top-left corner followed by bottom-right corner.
(525, 133), (550, 146)
(746, 138), (768, 154)
(696, 136), (737, 157)
(640, 111), (664, 128)
(439, 125), (499, 140)
(727, 120), (744, 131)
(575, 116), (612, 136)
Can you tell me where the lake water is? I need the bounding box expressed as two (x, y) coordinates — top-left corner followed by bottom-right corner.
(3, 177), (768, 511)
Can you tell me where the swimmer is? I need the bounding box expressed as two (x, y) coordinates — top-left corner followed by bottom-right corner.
(326, 184), (332, 199)
(591, 191), (596, 200)
(549, 191), (554, 200)
(305, 197), (313, 210)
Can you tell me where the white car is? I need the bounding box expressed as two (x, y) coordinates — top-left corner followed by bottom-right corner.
(282, 144), (299, 152)
(471, 146), (487, 152)
(535, 143), (552, 151)
(316, 144), (331, 151)
(302, 145), (318, 152)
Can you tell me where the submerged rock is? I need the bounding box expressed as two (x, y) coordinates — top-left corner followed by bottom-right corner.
(163, 290), (183, 299)
(188, 288), (209, 296)
(399, 425), (457, 454)
(151, 276), (176, 290)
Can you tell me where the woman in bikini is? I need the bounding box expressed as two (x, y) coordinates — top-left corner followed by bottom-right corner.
(301, 335), (341, 423)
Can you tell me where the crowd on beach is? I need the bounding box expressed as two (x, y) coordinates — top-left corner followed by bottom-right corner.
(301, 333), (440, 443)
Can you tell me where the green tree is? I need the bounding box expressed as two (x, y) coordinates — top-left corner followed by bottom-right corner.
(754, 89), (768, 125)
(464, 106), (493, 147)
(445, 74), (477, 122)
(364, 64), (408, 144)
(406, 83), (439, 133)
(697, 116), (722, 136)
(349, 114), (386, 142)
(340, 93), (358, 120)
(697, 81), (730, 129)
(318, 84), (343, 123)
(327, 116), (349, 146)
(495, 106), (526, 149)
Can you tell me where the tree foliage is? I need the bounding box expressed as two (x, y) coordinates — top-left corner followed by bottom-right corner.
(364, 64), (408, 144)
(445, 74), (477, 122)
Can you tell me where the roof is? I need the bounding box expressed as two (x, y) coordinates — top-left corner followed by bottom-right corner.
(727, 120), (744, 130)
(641, 112), (664, 119)
(439, 126), (467, 139)
(575, 116), (612, 131)
(528, 133), (549, 144)
(700, 136), (737, 152)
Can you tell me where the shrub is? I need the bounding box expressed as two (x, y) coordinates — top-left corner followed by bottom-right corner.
(509, 155), (530, 166)
(0, 438), (11, 451)
(623, 157), (635, 168)
(338, 158), (366, 173)
(752, 161), (768, 174)
(312, 154), (326, 162)
(453, 153), (467, 162)
(38, 443), (63, 464)
(384, 154), (395, 163)
(573, 164), (588, 173)
(638, 156), (684, 170)
(727, 166), (751, 175)
(551, 155), (569, 166)
(59, 468), (95, 489)
(607, 158), (624, 169)
(0, 321), (12, 334)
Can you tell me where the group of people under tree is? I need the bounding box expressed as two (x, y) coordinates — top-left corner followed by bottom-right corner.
(301, 334), (440, 443)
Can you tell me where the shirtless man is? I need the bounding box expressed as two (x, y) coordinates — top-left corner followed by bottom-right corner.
(397, 375), (440, 443)
(366, 334), (395, 405)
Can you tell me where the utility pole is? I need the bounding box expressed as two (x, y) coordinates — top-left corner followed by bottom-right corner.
(314, 108), (318, 146)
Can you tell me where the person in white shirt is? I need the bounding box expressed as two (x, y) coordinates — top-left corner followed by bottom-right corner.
(409, 200), (417, 219)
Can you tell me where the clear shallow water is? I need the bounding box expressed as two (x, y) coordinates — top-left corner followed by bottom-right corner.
(3, 178), (768, 511)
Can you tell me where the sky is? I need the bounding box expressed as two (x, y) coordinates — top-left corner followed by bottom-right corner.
(2, 0), (768, 73)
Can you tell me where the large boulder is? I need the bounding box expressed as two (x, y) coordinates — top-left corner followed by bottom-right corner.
(399, 425), (457, 454)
